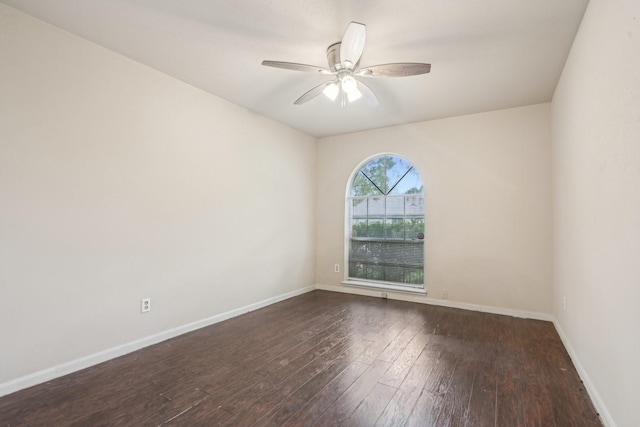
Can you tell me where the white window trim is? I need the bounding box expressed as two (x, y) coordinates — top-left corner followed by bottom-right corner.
(341, 279), (427, 295)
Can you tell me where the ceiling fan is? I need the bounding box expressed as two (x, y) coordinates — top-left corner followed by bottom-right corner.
(262, 22), (431, 107)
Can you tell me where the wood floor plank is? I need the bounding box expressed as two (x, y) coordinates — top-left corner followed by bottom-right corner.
(197, 368), (267, 407)
(534, 323), (602, 427)
(260, 317), (351, 377)
(432, 359), (478, 426)
(379, 331), (431, 388)
(0, 291), (602, 427)
(495, 317), (528, 427)
(289, 339), (374, 404)
(376, 327), (420, 362)
(464, 360), (497, 427)
(161, 397), (234, 426)
(281, 361), (370, 427)
(251, 395), (308, 427)
(344, 382), (397, 426)
(404, 351), (459, 427)
(218, 338), (372, 426)
(374, 349), (439, 426)
(312, 359), (392, 426)
(356, 324), (407, 364)
(232, 337), (368, 425)
(518, 322), (557, 427)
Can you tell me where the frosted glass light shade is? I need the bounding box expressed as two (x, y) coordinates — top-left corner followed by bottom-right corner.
(347, 87), (362, 103)
(323, 83), (339, 101)
(341, 75), (357, 93)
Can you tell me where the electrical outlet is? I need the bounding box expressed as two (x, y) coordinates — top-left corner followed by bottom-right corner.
(334, 264), (340, 273)
(141, 298), (151, 313)
(441, 289), (448, 299)
(562, 296), (566, 310)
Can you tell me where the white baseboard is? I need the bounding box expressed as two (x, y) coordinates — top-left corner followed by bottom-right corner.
(552, 320), (616, 427)
(0, 286), (315, 398)
(315, 283), (553, 321)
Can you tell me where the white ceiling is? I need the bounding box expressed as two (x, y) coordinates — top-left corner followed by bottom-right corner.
(2, 0), (589, 138)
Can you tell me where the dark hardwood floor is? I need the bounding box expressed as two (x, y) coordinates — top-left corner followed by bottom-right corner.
(0, 290), (601, 426)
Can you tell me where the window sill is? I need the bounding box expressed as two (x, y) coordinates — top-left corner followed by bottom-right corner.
(341, 280), (427, 295)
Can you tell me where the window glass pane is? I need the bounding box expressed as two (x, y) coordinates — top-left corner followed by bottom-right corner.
(367, 219), (384, 238)
(360, 157), (388, 194)
(349, 261), (366, 280)
(386, 157), (413, 194)
(385, 219), (404, 239)
(368, 241), (383, 261)
(384, 266), (404, 283)
(405, 196), (424, 216)
(366, 265), (384, 281)
(352, 198), (367, 216)
(352, 219), (367, 237)
(351, 172), (381, 197)
(349, 240), (368, 262)
(405, 218), (425, 240)
(389, 167), (423, 195)
(368, 197), (385, 216)
(382, 241), (404, 264)
(403, 268), (424, 285)
(385, 197), (404, 216)
(403, 243), (424, 266)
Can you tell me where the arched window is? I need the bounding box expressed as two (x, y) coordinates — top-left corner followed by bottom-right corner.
(347, 154), (424, 289)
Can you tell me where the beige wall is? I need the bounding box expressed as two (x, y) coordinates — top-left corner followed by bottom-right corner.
(0, 5), (316, 386)
(316, 104), (553, 315)
(552, 1), (640, 426)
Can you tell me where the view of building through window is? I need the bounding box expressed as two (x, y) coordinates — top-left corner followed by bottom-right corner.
(348, 155), (425, 287)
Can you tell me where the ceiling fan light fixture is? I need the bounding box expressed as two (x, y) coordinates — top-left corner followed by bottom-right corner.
(323, 82), (339, 101)
(341, 75), (358, 93)
(347, 87), (362, 103)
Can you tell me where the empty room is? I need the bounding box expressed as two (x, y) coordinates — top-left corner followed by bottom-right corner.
(0, 0), (638, 426)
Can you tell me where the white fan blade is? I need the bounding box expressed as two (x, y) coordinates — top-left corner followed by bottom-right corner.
(357, 63), (431, 78)
(340, 22), (366, 68)
(262, 60), (333, 74)
(294, 81), (334, 105)
(357, 80), (378, 106)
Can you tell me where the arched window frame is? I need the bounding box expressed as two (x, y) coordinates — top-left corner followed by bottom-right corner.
(343, 153), (426, 293)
